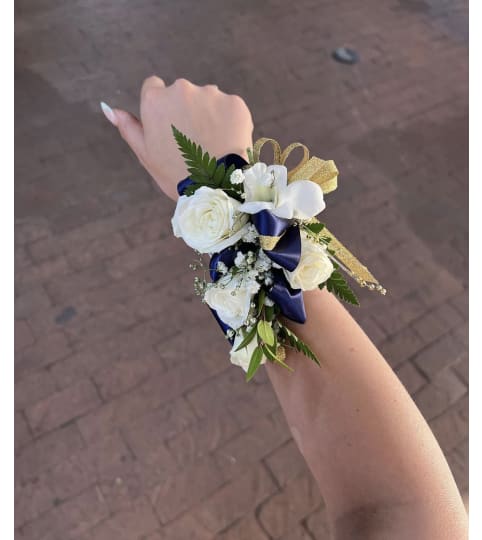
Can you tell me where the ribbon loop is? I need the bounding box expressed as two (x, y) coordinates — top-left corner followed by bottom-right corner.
(268, 270), (306, 324)
(252, 210), (291, 252)
(253, 138), (282, 165)
(263, 225), (301, 272)
(280, 142), (310, 178)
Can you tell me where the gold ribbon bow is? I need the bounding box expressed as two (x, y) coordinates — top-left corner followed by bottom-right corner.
(251, 138), (385, 294)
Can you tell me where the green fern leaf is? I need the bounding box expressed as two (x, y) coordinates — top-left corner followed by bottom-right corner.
(279, 324), (321, 366)
(172, 125), (238, 190)
(326, 271), (360, 306)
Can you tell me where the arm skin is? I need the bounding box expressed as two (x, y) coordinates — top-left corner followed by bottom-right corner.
(103, 77), (468, 539)
(268, 288), (467, 539)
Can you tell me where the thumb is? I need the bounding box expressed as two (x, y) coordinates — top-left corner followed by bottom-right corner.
(100, 102), (146, 163)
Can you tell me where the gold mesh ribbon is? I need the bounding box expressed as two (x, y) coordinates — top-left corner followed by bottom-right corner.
(251, 138), (385, 293)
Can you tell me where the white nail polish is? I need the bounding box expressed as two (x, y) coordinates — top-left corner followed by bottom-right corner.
(100, 101), (117, 126)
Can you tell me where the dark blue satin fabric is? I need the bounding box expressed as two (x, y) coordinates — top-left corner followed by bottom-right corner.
(176, 177), (194, 197)
(252, 209), (291, 239)
(177, 153), (248, 196)
(263, 224), (301, 272)
(268, 269), (307, 324)
(209, 248), (237, 282)
(208, 247), (237, 343)
(209, 308), (234, 344)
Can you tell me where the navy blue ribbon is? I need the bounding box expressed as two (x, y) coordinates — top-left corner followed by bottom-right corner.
(264, 223), (301, 272)
(251, 210), (301, 271)
(250, 209), (305, 320)
(268, 269), (306, 324)
(206, 247), (235, 343)
(210, 247), (237, 282)
(251, 209), (291, 239)
(210, 308), (234, 342)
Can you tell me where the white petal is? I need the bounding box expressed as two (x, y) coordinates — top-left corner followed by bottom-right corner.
(209, 222), (251, 253)
(243, 163), (271, 203)
(238, 201), (275, 214)
(282, 181), (325, 219)
(245, 162), (268, 178)
(171, 195), (188, 237)
(271, 202), (295, 219)
(267, 165), (288, 191)
(230, 333), (265, 372)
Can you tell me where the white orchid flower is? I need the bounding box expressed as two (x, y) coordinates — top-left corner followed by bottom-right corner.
(238, 162), (325, 219)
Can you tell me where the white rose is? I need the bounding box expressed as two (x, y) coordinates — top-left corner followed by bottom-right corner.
(284, 232), (334, 290)
(171, 186), (249, 253)
(230, 332), (266, 372)
(203, 274), (253, 330)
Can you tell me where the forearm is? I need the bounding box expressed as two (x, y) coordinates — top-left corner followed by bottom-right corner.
(266, 287), (467, 538)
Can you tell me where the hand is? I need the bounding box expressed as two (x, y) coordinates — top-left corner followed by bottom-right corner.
(101, 77), (254, 200)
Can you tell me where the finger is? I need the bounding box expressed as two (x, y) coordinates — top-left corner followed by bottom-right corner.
(170, 77), (194, 89)
(140, 77), (168, 134)
(141, 75), (166, 101)
(113, 109), (146, 162)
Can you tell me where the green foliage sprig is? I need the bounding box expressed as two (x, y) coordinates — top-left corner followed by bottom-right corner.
(304, 222), (325, 235)
(324, 270), (360, 306)
(172, 125), (239, 197)
(278, 323), (321, 366)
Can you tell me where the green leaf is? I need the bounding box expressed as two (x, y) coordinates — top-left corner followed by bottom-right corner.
(326, 271), (360, 306)
(279, 324), (321, 366)
(225, 163), (236, 178)
(222, 189), (244, 202)
(188, 173), (208, 185)
(221, 163), (237, 189)
(172, 125), (219, 187)
(264, 304), (275, 322)
(257, 320), (275, 347)
(213, 162), (225, 184)
(262, 345), (294, 372)
(257, 289), (266, 316)
(246, 346), (264, 381)
(172, 126), (245, 193)
(235, 326), (257, 352)
(183, 183), (203, 196)
(297, 340), (320, 366)
(207, 157), (217, 176)
(305, 222), (325, 235)
(261, 343), (277, 361)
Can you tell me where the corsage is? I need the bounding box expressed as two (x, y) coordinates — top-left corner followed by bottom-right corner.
(171, 126), (386, 380)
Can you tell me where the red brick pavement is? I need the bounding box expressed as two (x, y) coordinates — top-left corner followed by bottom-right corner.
(15, 0), (468, 538)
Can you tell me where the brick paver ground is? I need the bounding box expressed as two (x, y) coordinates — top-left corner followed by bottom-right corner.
(15, 0), (468, 538)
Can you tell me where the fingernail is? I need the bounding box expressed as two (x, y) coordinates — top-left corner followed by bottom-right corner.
(100, 101), (117, 126)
